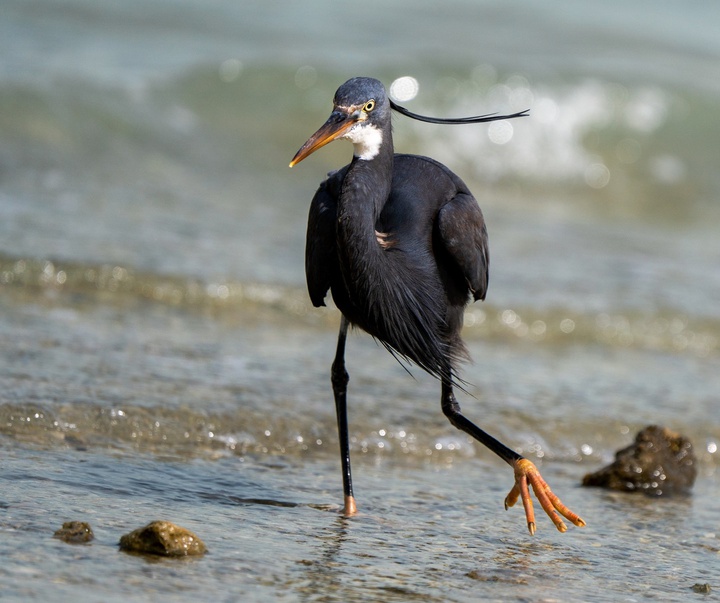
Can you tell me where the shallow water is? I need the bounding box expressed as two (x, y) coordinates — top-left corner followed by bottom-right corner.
(2, 1), (720, 601)
(3, 443), (718, 603)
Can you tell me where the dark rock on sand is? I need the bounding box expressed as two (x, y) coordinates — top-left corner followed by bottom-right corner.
(582, 425), (697, 496)
(119, 520), (207, 556)
(53, 521), (94, 544)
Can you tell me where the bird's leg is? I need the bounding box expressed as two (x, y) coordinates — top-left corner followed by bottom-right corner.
(332, 316), (357, 516)
(440, 378), (585, 535)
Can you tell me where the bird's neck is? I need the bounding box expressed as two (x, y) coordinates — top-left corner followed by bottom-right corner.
(337, 140), (394, 241)
(335, 139), (395, 314)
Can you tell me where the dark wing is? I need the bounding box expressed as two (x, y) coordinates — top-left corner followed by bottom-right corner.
(437, 192), (489, 301)
(304, 168), (346, 307)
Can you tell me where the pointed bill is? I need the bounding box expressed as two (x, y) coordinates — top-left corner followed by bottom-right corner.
(289, 111), (356, 167)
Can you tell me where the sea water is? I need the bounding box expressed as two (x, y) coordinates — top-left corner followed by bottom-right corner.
(2, 1), (720, 601)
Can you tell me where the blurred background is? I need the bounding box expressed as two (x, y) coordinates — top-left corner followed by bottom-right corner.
(2, 0), (720, 309)
(2, 1), (720, 601)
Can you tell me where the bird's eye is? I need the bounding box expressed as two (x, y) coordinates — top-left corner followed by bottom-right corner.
(363, 100), (376, 112)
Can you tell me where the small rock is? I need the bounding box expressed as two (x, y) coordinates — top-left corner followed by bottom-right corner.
(691, 583), (711, 594)
(53, 521), (94, 544)
(119, 521), (207, 557)
(582, 425), (697, 496)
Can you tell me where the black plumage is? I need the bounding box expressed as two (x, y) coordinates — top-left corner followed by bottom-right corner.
(306, 153), (481, 381)
(290, 77), (584, 534)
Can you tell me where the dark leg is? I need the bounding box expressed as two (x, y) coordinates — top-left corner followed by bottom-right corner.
(441, 375), (585, 535)
(441, 379), (522, 465)
(332, 316), (356, 515)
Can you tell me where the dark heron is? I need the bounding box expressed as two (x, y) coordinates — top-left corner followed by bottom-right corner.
(289, 76), (585, 535)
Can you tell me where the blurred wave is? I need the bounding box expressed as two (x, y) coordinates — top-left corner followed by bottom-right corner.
(2, 252), (717, 357)
(3, 65), (720, 315)
(397, 74), (716, 221)
(2, 247), (718, 466)
(2, 64), (718, 219)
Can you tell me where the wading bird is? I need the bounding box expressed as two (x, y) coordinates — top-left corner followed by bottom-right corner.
(289, 77), (585, 535)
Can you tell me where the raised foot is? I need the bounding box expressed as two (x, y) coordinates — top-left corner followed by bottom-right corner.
(504, 458), (586, 535)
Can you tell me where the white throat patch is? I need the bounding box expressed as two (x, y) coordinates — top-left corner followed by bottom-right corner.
(342, 122), (383, 161)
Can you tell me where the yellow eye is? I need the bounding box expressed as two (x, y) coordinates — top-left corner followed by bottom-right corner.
(363, 100), (376, 112)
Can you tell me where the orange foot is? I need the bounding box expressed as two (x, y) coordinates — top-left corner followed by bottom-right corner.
(504, 458), (586, 535)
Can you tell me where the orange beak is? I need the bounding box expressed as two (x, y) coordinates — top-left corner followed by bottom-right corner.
(289, 110), (356, 167)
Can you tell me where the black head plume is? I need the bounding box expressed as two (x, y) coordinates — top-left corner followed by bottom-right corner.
(389, 99), (529, 125)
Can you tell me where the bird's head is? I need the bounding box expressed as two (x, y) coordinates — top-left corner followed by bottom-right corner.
(289, 77), (389, 167)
